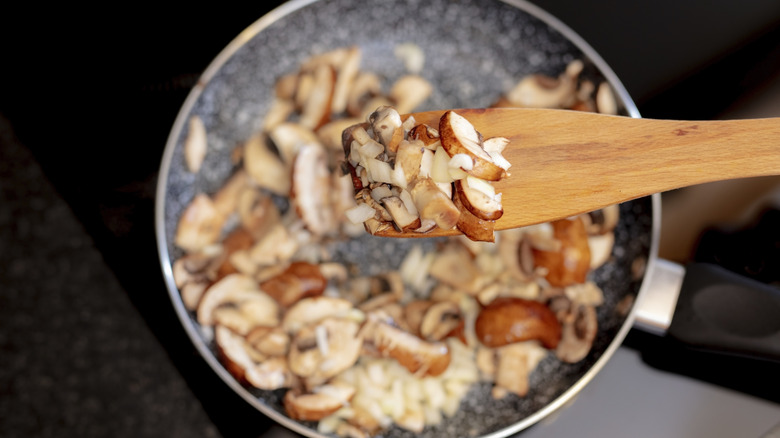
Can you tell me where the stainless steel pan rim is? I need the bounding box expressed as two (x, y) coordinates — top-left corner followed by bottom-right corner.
(154, 0), (661, 436)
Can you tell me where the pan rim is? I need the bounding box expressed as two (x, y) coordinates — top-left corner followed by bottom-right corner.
(154, 0), (661, 436)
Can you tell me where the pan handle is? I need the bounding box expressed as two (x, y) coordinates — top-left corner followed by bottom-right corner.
(666, 262), (780, 362)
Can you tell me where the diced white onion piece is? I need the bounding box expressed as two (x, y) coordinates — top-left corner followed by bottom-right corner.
(436, 181), (453, 198)
(391, 164), (408, 189)
(448, 153), (474, 171)
(359, 139), (384, 159)
(466, 175), (496, 198)
(402, 115), (416, 132)
(366, 158), (394, 184)
(431, 147), (454, 183)
(418, 148), (434, 178)
(399, 189), (418, 216)
(351, 126), (373, 145)
(345, 203), (376, 224)
(349, 140), (362, 165)
(371, 186), (393, 202)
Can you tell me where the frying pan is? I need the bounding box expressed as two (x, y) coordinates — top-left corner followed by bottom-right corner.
(155, 0), (779, 436)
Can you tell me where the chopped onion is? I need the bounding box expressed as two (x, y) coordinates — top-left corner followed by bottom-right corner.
(431, 147), (454, 183)
(465, 175), (496, 198)
(366, 158), (394, 184)
(418, 148), (434, 178)
(371, 186), (393, 202)
(345, 203), (376, 224)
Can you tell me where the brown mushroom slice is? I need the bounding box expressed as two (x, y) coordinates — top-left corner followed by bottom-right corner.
(184, 115), (207, 173)
(288, 317), (363, 386)
(454, 176), (503, 221)
(394, 140), (426, 187)
(427, 243), (485, 295)
(583, 204), (620, 235)
(588, 232), (615, 269)
(453, 191), (496, 243)
(246, 326), (290, 357)
(389, 75), (433, 115)
(269, 122), (320, 167)
(347, 72), (383, 118)
(197, 273), (279, 328)
(317, 118), (363, 152)
(439, 110), (507, 181)
(419, 301), (462, 342)
(532, 217), (592, 288)
(284, 381), (356, 422)
(407, 123), (440, 150)
(215, 325), (293, 390)
(368, 105), (404, 155)
(474, 297), (561, 349)
(173, 249), (223, 310)
(175, 194), (224, 253)
(404, 300), (434, 335)
(299, 63), (336, 130)
(248, 222), (299, 267)
(260, 261), (327, 308)
(556, 302), (598, 363)
(493, 341), (549, 398)
(382, 195), (421, 231)
(409, 177), (460, 231)
(282, 296), (356, 334)
(244, 133), (291, 196)
(362, 314), (451, 377)
(237, 187), (281, 240)
(262, 98), (296, 132)
(291, 142), (337, 236)
(330, 46), (361, 114)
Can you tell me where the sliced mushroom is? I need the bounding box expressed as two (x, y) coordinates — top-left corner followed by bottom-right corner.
(331, 46), (361, 114)
(454, 176), (503, 221)
(347, 72), (383, 118)
(299, 63), (336, 130)
(404, 300), (434, 335)
(394, 140), (426, 186)
(419, 301), (462, 342)
(409, 177), (460, 230)
(583, 204), (620, 235)
(243, 133), (291, 196)
(474, 297), (561, 349)
(317, 118), (363, 151)
(381, 195), (421, 231)
(262, 98), (296, 132)
(453, 186), (497, 243)
(291, 142), (337, 236)
(269, 122), (320, 167)
(368, 105), (405, 155)
(284, 380), (356, 421)
(493, 341), (548, 397)
(214, 227), (255, 279)
(439, 110), (507, 181)
(588, 232), (615, 269)
(215, 325), (293, 390)
(288, 317), (363, 387)
(175, 194), (224, 253)
(248, 222), (299, 268)
(361, 313), (451, 377)
(407, 123), (440, 149)
(173, 248), (223, 310)
(260, 261), (327, 308)
(184, 115), (207, 173)
(246, 326), (290, 357)
(389, 75), (433, 115)
(554, 300), (598, 363)
(532, 217), (592, 287)
(237, 187), (281, 240)
(197, 273), (279, 328)
(427, 243), (485, 295)
(282, 296), (356, 334)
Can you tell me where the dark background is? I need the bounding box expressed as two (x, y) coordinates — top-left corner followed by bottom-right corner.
(1, 1), (779, 437)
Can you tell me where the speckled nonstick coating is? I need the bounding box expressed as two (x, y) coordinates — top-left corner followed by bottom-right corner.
(155, 0), (659, 436)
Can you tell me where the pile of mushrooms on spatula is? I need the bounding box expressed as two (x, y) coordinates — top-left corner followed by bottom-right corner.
(172, 45), (622, 437)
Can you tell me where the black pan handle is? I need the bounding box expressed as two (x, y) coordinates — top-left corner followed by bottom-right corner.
(667, 262), (780, 362)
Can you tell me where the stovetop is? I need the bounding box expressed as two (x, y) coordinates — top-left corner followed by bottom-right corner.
(1, 2), (779, 437)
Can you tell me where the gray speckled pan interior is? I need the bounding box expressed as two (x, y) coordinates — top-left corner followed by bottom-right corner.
(156, 0), (656, 437)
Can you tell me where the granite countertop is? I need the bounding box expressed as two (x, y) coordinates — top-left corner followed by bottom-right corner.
(1, 3), (778, 438)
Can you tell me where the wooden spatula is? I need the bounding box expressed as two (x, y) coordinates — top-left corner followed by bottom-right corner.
(375, 107), (780, 238)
